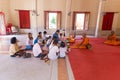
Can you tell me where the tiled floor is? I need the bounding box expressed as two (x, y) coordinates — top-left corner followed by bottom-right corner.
(0, 54), (58, 80)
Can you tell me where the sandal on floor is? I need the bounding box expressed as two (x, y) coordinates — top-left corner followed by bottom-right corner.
(45, 58), (49, 62)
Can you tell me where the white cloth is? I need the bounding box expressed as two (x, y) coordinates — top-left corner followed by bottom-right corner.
(59, 47), (67, 57)
(26, 38), (33, 45)
(42, 34), (47, 40)
(32, 43), (42, 57)
(48, 45), (59, 60)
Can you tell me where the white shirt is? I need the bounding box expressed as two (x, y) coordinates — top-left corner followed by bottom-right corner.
(42, 34), (47, 40)
(32, 43), (42, 57)
(26, 38), (33, 46)
(48, 45), (59, 60)
(59, 47), (67, 57)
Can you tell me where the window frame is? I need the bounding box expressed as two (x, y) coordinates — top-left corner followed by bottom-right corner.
(44, 11), (62, 30)
(72, 11), (90, 31)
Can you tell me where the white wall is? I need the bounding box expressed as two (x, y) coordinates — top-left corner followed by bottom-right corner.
(98, 0), (120, 37)
(6, 0), (120, 36)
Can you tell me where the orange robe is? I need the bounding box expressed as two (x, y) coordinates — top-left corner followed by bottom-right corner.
(79, 37), (89, 48)
(71, 37), (89, 49)
(67, 36), (75, 43)
(104, 34), (120, 46)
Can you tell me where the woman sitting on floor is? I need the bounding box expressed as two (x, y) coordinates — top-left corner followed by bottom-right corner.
(34, 34), (42, 44)
(104, 31), (120, 46)
(9, 37), (25, 57)
(26, 33), (33, 50)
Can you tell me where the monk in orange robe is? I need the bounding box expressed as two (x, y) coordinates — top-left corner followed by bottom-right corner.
(78, 33), (89, 48)
(71, 33), (90, 49)
(104, 31), (120, 46)
(67, 35), (75, 43)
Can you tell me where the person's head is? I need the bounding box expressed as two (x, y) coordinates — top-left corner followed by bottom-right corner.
(48, 36), (52, 39)
(38, 32), (42, 37)
(82, 33), (86, 38)
(53, 40), (58, 46)
(39, 32), (42, 35)
(60, 33), (63, 36)
(43, 31), (47, 35)
(111, 30), (115, 35)
(60, 41), (65, 48)
(56, 30), (60, 34)
(28, 33), (33, 40)
(10, 37), (17, 44)
(42, 40), (46, 45)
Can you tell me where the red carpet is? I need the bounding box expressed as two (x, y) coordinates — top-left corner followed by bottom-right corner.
(68, 38), (120, 80)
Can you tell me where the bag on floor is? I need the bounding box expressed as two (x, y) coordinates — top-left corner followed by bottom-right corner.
(86, 43), (92, 49)
(23, 53), (31, 58)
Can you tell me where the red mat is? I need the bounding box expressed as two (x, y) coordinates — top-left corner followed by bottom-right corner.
(68, 38), (120, 80)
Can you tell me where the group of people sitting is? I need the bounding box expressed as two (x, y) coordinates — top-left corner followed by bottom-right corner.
(9, 30), (119, 62)
(9, 30), (69, 62)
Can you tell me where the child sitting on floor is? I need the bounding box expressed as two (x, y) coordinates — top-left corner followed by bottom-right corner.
(59, 41), (67, 58)
(40, 40), (49, 59)
(44, 40), (59, 63)
(9, 37), (25, 57)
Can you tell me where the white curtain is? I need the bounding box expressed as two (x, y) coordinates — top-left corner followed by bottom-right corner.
(0, 13), (6, 35)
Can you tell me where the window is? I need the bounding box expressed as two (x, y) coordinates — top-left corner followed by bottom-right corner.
(72, 12), (90, 30)
(49, 13), (57, 29)
(19, 10), (30, 29)
(44, 11), (61, 29)
(0, 12), (6, 35)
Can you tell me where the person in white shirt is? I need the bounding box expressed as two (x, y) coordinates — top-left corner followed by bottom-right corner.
(59, 41), (67, 58)
(26, 33), (33, 50)
(32, 39), (42, 58)
(43, 31), (47, 40)
(48, 40), (59, 60)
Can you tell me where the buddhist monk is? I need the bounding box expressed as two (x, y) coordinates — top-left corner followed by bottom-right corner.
(104, 31), (120, 46)
(67, 34), (75, 43)
(71, 33), (91, 49)
(78, 33), (90, 48)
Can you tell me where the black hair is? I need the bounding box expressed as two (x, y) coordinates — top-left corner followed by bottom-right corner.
(39, 32), (42, 34)
(43, 31), (47, 34)
(60, 33), (63, 36)
(28, 32), (33, 40)
(60, 41), (65, 47)
(48, 36), (51, 39)
(53, 40), (58, 45)
(42, 40), (46, 44)
(56, 30), (60, 33)
(10, 37), (17, 44)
